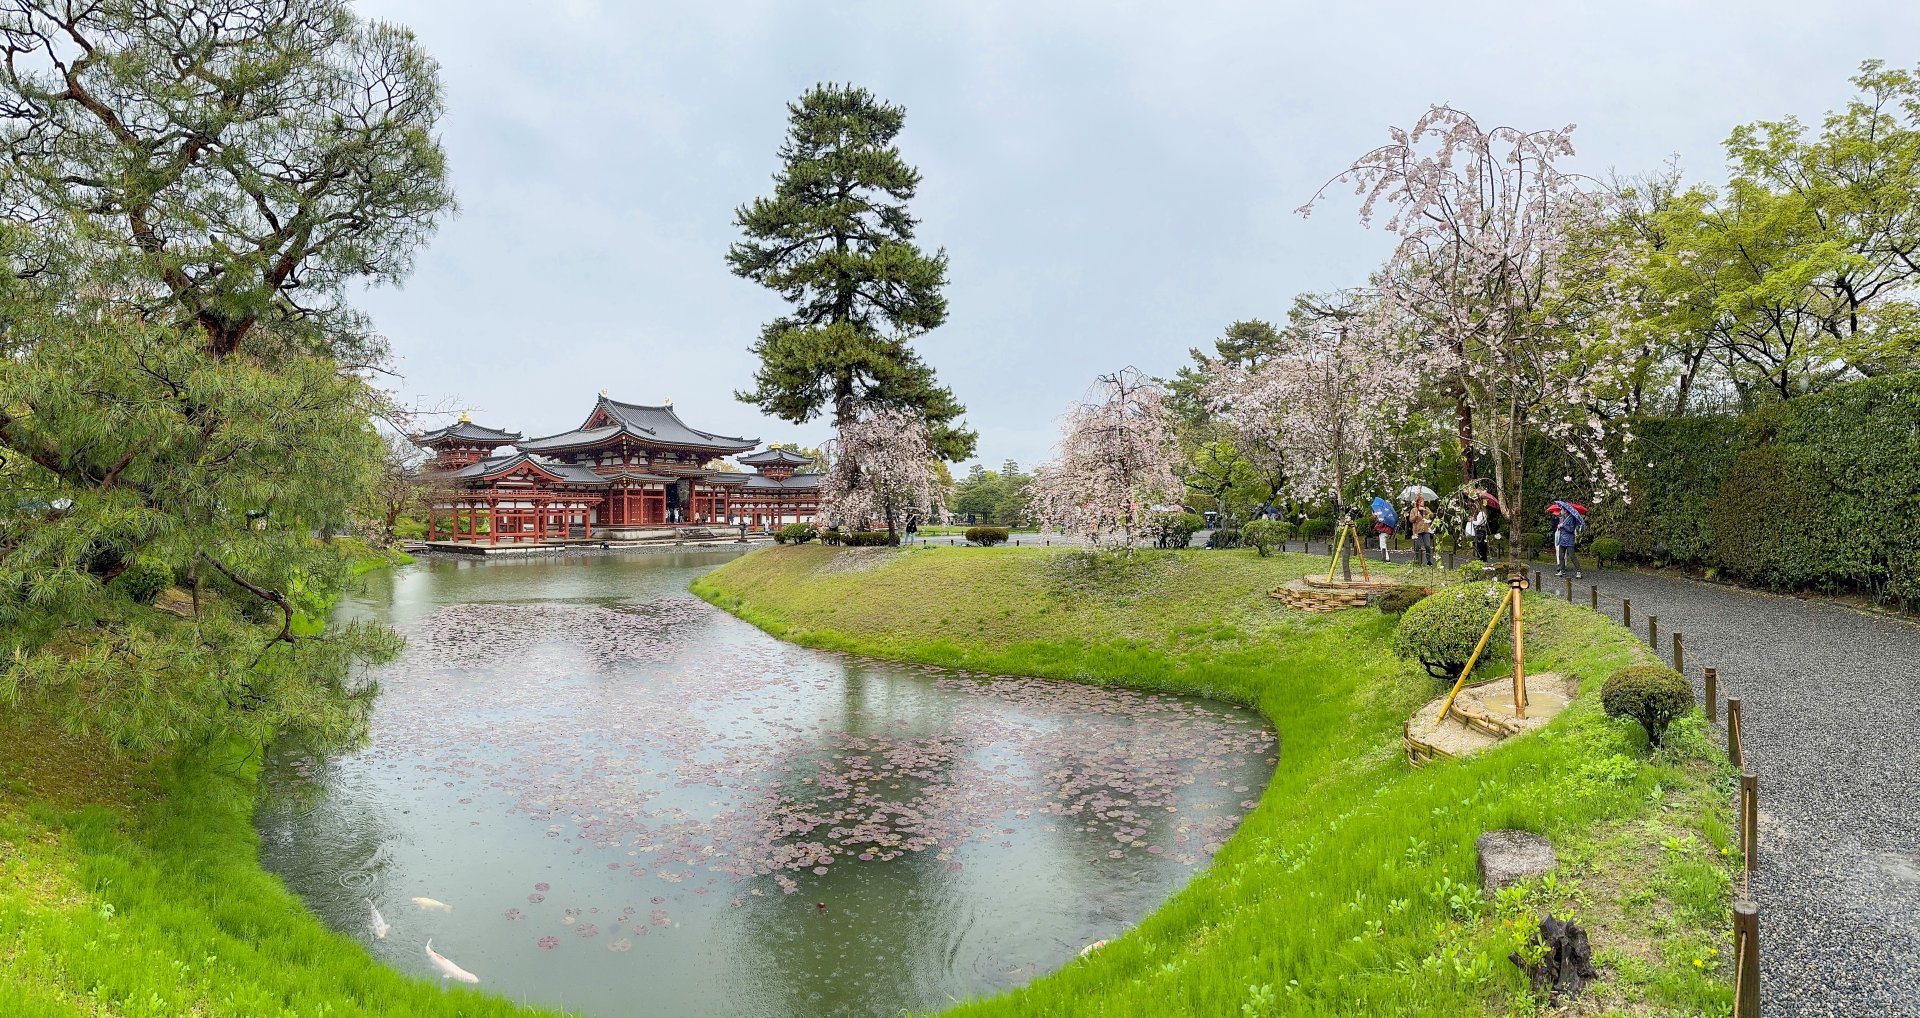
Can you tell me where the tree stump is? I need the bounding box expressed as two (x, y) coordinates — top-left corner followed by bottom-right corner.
(1509, 915), (1599, 1003)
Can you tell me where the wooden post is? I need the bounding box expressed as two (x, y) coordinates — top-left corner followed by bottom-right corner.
(1564, 575), (1573, 602)
(1533, 569), (1542, 591)
(1447, 550), (1456, 569)
(1648, 614), (1659, 648)
(1727, 697), (1744, 766)
(1673, 631), (1684, 673)
(1622, 598), (1632, 628)
(1740, 770), (1759, 870)
(1510, 575), (1528, 718)
(1705, 667), (1719, 724)
(1590, 584), (1598, 609)
(1734, 899), (1760, 1018)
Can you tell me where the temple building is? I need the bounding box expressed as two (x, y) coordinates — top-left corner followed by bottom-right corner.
(415, 394), (819, 545)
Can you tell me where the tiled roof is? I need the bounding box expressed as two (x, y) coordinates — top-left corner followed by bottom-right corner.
(520, 396), (757, 455)
(448, 453), (609, 486)
(415, 421), (522, 445)
(742, 472), (824, 491)
(737, 447), (814, 467)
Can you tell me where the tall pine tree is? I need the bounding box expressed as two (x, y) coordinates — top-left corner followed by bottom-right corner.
(729, 84), (976, 460)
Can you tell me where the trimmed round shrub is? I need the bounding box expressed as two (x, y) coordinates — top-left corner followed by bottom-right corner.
(777, 523), (818, 545)
(965, 526), (1009, 546)
(844, 530), (899, 547)
(112, 558), (174, 606)
(1455, 561), (1495, 583)
(1391, 582), (1514, 680)
(1147, 511), (1204, 548)
(1298, 517), (1332, 539)
(1208, 527), (1242, 550)
(1373, 583), (1429, 615)
(1242, 519), (1289, 557)
(1601, 664), (1695, 746)
(821, 527), (844, 546)
(1589, 536), (1623, 566)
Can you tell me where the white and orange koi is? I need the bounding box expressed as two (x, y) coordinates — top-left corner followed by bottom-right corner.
(425, 939), (480, 984)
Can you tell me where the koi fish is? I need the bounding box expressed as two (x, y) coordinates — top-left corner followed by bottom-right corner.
(411, 896), (452, 912)
(1079, 939), (1109, 958)
(425, 939), (480, 984)
(366, 898), (389, 939)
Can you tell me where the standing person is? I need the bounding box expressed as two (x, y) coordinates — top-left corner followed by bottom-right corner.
(1466, 500), (1490, 563)
(1552, 501), (1585, 578)
(1409, 496), (1434, 567)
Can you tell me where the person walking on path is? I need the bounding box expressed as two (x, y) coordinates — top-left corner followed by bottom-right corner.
(1550, 501), (1584, 578)
(1409, 496), (1435, 567)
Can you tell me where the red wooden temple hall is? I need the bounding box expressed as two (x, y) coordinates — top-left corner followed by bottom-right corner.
(415, 394), (820, 545)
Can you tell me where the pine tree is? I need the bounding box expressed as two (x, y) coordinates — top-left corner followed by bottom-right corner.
(729, 83), (976, 461)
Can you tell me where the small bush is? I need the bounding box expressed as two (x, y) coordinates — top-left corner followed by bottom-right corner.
(1601, 664), (1695, 746)
(965, 526), (1009, 546)
(1373, 584), (1429, 615)
(1589, 536), (1623, 566)
(112, 558), (174, 606)
(1147, 511), (1205, 549)
(1242, 519), (1289, 557)
(1455, 561), (1494, 583)
(1391, 583), (1513, 680)
(778, 523), (818, 545)
(1299, 517), (1332, 539)
(1208, 527), (1242, 550)
(821, 527), (843, 546)
(843, 530), (898, 547)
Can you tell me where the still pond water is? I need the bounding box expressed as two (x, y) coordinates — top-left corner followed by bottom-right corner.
(258, 551), (1275, 1017)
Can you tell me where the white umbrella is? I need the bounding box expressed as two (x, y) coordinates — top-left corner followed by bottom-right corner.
(1398, 485), (1438, 503)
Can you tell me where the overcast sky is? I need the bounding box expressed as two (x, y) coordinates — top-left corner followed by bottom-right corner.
(352, 0), (1920, 471)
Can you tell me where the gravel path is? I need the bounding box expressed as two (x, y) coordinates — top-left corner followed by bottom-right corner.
(1548, 566), (1920, 1018)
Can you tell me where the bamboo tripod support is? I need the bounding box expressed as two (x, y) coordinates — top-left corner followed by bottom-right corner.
(1324, 521), (1373, 584)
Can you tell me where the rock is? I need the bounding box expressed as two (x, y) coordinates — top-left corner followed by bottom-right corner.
(1476, 829), (1556, 892)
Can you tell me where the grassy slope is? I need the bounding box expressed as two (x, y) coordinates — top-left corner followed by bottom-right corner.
(694, 545), (1737, 1018)
(0, 547), (548, 1018)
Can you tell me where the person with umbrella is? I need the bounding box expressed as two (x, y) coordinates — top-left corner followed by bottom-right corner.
(1408, 495), (1435, 566)
(1550, 500), (1587, 578)
(1370, 496), (1398, 562)
(1461, 485), (1497, 563)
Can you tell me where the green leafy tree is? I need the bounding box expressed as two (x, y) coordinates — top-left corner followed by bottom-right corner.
(729, 83), (975, 460)
(0, 1), (450, 754)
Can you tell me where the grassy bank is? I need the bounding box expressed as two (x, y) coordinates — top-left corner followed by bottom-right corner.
(0, 723), (557, 1018)
(694, 545), (1738, 1017)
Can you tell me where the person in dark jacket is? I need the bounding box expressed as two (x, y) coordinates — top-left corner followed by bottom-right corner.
(1551, 502), (1585, 578)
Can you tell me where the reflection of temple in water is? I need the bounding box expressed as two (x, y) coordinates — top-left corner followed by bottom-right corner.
(415, 393), (823, 545)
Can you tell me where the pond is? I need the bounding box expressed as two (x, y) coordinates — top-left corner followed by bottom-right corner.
(258, 550), (1276, 1018)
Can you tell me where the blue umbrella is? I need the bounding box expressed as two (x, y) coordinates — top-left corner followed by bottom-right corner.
(1370, 497), (1397, 529)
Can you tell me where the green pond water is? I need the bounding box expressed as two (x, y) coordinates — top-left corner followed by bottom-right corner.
(257, 550), (1275, 1017)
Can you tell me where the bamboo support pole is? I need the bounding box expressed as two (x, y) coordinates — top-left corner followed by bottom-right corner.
(1510, 575), (1528, 718)
(1434, 587), (1516, 725)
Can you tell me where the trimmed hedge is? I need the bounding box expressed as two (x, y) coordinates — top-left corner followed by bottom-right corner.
(844, 530), (898, 547)
(775, 523), (818, 545)
(1527, 373), (1920, 609)
(965, 526), (1009, 546)
(1373, 584), (1429, 615)
(1391, 582), (1514, 681)
(1601, 664), (1695, 747)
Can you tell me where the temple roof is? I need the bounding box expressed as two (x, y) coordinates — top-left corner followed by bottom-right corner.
(742, 472), (824, 490)
(450, 452), (609, 486)
(737, 447), (814, 467)
(415, 420), (522, 446)
(520, 396), (757, 455)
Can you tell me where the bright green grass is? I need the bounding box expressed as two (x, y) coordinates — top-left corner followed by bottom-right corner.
(0, 724), (563, 1018)
(693, 545), (1738, 1017)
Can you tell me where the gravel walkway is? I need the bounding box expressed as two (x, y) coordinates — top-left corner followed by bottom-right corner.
(1553, 566), (1920, 1018)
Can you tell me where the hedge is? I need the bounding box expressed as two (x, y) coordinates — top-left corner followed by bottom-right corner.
(964, 526), (1009, 546)
(1525, 373), (1920, 610)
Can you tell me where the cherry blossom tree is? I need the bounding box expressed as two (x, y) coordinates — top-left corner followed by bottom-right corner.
(1030, 368), (1182, 552)
(814, 404), (946, 541)
(1301, 106), (1632, 550)
(1205, 291), (1426, 577)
